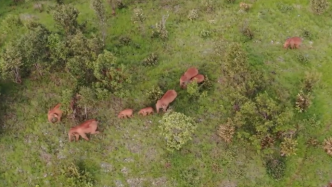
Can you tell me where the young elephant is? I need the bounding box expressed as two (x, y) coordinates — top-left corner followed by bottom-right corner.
(48, 103), (63, 123)
(156, 90), (177, 113)
(138, 107), (154, 116)
(68, 119), (100, 141)
(118, 109), (134, 119)
(190, 74), (205, 84)
(284, 37), (302, 49)
(180, 67), (199, 88)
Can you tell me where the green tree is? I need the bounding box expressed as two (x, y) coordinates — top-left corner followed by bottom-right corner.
(66, 31), (103, 84)
(53, 5), (79, 35)
(92, 50), (130, 93)
(0, 42), (23, 83)
(0, 14), (25, 44)
(92, 0), (107, 46)
(19, 23), (50, 77)
(47, 33), (68, 69)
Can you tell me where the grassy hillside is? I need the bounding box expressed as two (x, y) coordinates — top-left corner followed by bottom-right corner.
(0, 0), (332, 186)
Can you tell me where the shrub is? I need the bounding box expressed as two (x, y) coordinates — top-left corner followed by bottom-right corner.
(132, 8), (145, 24)
(60, 162), (94, 187)
(276, 3), (294, 13)
(186, 81), (200, 97)
(301, 29), (314, 40)
(187, 9), (199, 21)
(225, 0), (236, 4)
(201, 75), (213, 90)
(240, 22), (254, 40)
(323, 137), (332, 156)
(239, 2), (252, 11)
(118, 35), (131, 46)
(201, 0), (216, 12)
(77, 86), (97, 119)
(180, 167), (200, 186)
(160, 112), (197, 151)
(266, 157), (286, 180)
(295, 91), (312, 112)
(92, 50), (130, 93)
(53, 4), (79, 35)
(151, 14), (169, 40)
(142, 53), (158, 66)
(310, 0), (328, 15)
(61, 88), (74, 115)
(280, 138), (298, 156)
(302, 70), (321, 92)
(199, 29), (211, 38)
(306, 137), (319, 147)
(261, 135), (275, 149)
(217, 118), (235, 143)
(146, 85), (164, 103)
(297, 53), (309, 64)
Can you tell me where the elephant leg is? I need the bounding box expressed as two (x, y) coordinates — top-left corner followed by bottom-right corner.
(79, 132), (89, 141)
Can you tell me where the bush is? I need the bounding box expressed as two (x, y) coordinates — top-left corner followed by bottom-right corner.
(199, 29), (212, 38)
(323, 137), (332, 156)
(301, 29), (314, 40)
(311, 0), (328, 15)
(61, 88), (74, 115)
(187, 9), (198, 21)
(146, 85), (164, 103)
(266, 157), (286, 180)
(239, 2), (252, 11)
(225, 0), (236, 4)
(92, 50), (130, 93)
(201, 0), (216, 12)
(306, 137), (319, 147)
(60, 162), (94, 187)
(280, 138), (298, 156)
(240, 22), (254, 40)
(297, 53), (309, 64)
(160, 112), (197, 151)
(151, 14), (169, 40)
(217, 118), (235, 143)
(142, 53), (158, 66)
(186, 81), (200, 97)
(180, 167), (200, 186)
(132, 8), (145, 24)
(295, 91), (312, 113)
(276, 3), (294, 13)
(302, 70), (321, 92)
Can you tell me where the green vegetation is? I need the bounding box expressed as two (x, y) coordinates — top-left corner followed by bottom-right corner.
(0, 0), (332, 186)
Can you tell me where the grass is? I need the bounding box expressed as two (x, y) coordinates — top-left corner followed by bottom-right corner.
(0, 0), (332, 186)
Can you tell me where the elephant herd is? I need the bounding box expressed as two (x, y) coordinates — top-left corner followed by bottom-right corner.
(47, 67), (205, 142)
(47, 36), (302, 142)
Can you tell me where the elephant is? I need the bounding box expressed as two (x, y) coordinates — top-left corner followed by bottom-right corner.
(190, 74), (205, 84)
(118, 109), (134, 119)
(180, 67), (199, 88)
(156, 90), (177, 113)
(68, 119), (100, 141)
(48, 103), (63, 123)
(284, 37), (302, 49)
(138, 107), (154, 116)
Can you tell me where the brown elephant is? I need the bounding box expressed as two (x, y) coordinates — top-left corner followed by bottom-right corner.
(68, 119), (100, 141)
(180, 67), (199, 88)
(190, 74), (205, 84)
(48, 103), (63, 123)
(118, 109), (134, 119)
(156, 90), (177, 113)
(138, 107), (154, 116)
(284, 37), (302, 49)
